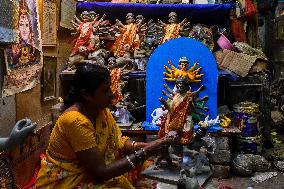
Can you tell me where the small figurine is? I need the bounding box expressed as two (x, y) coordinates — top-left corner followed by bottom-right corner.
(111, 13), (139, 57)
(85, 42), (110, 65)
(115, 44), (135, 71)
(114, 105), (134, 124)
(134, 42), (149, 70)
(159, 77), (208, 145)
(163, 57), (204, 82)
(136, 15), (152, 49)
(151, 105), (168, 125)
(178, 168), (200, 189)
(219, 115), (232, 128)
(70, 11), (106, 57)
(154, 77), (208, 168)
(120, 92), (137, 109)
(198, 115), (220, 128)
(188, 24), (214, 50)
(146, 22), (163, 47)
(157, 12), (190, 44)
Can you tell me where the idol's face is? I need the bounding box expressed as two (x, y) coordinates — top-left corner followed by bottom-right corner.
(136, 15), (144, 24)
(168, 13), (178, 23)
(179, 61), (188, 71)
(89, 11), (96, 20)
(126, 14), (135, 24)
(81, 11), (89, 22)
(176, 77), (190, 94)
(19, 14), (30, 42)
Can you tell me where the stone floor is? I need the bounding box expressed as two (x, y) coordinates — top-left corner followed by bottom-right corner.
(154, 172), (284, 189)
(205, 172), (284, 189)
(145, 132), (284, 189)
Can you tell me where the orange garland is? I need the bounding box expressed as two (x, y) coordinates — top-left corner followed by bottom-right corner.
(110, 68), (123, 105)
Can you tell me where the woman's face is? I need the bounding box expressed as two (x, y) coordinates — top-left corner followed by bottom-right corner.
(86, 79), (112, 110)
(19, 14), (30, 42)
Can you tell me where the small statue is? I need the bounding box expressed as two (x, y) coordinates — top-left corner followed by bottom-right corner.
(219, 115), (232, 128)
(135, 15), (152, 49)
(0, 119), (36, 151)
(159, 76), (208, 145)
(188, 24), (214, 50)
(154, 57), (209, 168)
(163, 57), (204, 82)
(111, 13), (139, 57)
(146, 22), (163, 47)
(198, 115), (220, 128)
(178, 168), (200, 189)
(115, 44), (135, 71)
(114, 105), (134, 124)
(134, 42), (149, 70)
(154, 76), (208, 168)
(151, 105), (168, 125)
(108, 45), (134, 72)
(84, 42), (110, 65)
(70, 11), (106, 57)
(120, 92), (137, 109)
(157, 12), (190, 44)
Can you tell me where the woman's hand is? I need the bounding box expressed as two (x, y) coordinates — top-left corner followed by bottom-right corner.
(143, 131), (178, 157)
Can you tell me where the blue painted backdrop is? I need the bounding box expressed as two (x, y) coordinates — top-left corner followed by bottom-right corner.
(146, 37), (218, 122)
(77, 2), (232, 26)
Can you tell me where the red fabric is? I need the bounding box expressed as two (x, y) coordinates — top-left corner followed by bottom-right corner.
(71, 23), (94, 56)
(230, 15), (247, 42)
(22, 154), (46, 189)
(230, 0), (257, 42)
(243, 0), (257, 20)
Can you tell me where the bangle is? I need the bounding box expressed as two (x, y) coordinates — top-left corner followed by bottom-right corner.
(141, 148), (147, 157)
(131, 141), (136, 152)
(126, 155), (135, 168)
(134, 143), (138, 152)
(134, 149), (146, 164)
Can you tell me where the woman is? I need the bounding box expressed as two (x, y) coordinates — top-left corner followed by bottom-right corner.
(36, 63), (175, 188)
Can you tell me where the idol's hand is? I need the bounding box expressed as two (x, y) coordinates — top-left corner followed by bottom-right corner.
(6, 119), (37, 149)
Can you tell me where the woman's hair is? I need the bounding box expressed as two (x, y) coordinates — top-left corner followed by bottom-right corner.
(64, 63), (110, 109)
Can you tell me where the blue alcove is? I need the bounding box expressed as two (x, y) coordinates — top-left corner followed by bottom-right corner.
(145, 37), (218, 123)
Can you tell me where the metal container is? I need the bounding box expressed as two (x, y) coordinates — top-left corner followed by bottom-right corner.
(233, 102), (260, 137)
(237, 135), (262, 154)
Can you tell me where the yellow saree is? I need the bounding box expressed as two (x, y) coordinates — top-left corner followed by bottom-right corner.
(35, 109), (134, 189)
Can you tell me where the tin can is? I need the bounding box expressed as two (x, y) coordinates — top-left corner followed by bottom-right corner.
(238, 135), (262, 154)
(233, 102), (260, 137)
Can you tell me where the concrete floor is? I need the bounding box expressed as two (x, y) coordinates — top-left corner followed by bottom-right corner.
(147, 132), (284, 189)
(155, 172), (284, 189)
(205, 173), (284, 189)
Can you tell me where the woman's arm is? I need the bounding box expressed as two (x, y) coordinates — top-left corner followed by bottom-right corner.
(76, 147), (138, 183)
(123, 139), (148, 154)
(76, 136), (172, 183)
